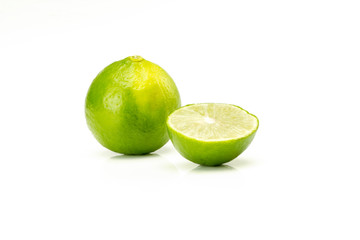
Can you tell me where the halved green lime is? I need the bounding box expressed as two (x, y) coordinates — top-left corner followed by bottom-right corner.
(167, 103), (259, 166)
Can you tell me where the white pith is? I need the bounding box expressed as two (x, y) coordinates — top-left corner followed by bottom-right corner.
(168, 103), (258, 141)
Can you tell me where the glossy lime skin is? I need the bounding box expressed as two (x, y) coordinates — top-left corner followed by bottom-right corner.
(167, 105), (258, 166)
(85, 56), (181, 154)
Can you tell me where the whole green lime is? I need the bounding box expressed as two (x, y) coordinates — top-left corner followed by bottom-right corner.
(85, 56), (181, 154)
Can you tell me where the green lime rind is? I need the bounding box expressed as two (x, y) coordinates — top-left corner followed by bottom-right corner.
(85, 56), (181, 154)
(166, 103), (259, 166)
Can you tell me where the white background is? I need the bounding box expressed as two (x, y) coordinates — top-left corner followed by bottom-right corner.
(1, 0), (360, 239)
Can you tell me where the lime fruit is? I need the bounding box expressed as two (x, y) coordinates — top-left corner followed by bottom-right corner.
(167, 103), (258, 166)
(85, 56), (181, 154)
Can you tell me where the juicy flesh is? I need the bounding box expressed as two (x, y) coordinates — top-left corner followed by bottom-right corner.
(168, 103), (258, 141)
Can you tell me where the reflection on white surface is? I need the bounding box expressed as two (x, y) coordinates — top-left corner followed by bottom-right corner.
(190, 164), (236, 173)
(104, 153), (180, 180)
(103, 148), (259, 180)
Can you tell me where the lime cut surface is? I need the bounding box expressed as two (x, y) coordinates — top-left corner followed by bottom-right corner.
(167, 103), (259, 166)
